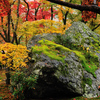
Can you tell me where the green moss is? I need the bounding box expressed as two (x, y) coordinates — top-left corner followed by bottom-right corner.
(82, 61), (97, 78)
(83, 27), (86, 32)
(31, 39), (72, 63)
(83, 77), (92, 86)
(91, 37), (99, 43)
(85, 52), (99, 66)
(73, 50), (98, 78)
(73, 50), (86, 61)
(73, 32), (82, 40)
(31, 39), (98, 78)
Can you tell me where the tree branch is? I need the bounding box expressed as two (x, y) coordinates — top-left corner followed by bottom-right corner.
(18, 35), (23, 44)
(0, 33), (6, 42)
(47, 0), (100, 14)
(11, 16), (15, 30)
(1, 17), (7, 41)
(7, 9), (11, 42)
(11, 0), (16, 5)
(92, 24), (100, 31)
(11, 0), (20, 44)
(63, 11), (69, 25)
(51, 5), (53, 20)
(23, 0), (29, 21)
(35, 5), (40, 20)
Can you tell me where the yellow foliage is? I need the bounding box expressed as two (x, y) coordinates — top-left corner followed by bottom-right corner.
(18, 19), (71, 44)
(58, 10), (63, 20)
(0, 43), (29, 70)
(86, 47), (89, 51)
(69, 8), (74, 14)
(39, 0), (50, 5)
(9, 0), (14, 4)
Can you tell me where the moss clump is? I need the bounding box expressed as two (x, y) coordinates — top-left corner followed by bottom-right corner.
(31, 39), (72, 63)
(73, 50), (98, 78)
(83, 77), (92, 86)
(82, 61), (97, 78)
(31, 39), (98, 78)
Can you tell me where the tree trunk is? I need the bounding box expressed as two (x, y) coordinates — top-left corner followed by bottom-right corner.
(51, 5), (53, 20)
(6, 67), (10, 85)
(7, 9), (11, 42)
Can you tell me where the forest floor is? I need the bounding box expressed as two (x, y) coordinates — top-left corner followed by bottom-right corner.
(0, 69), (100, 100)
(0, 69), (14, 100)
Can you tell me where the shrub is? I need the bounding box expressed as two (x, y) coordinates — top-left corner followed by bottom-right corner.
(0, 97), (2, 100)
(10, 71), (38, 100)
(0, 43), (30, 70)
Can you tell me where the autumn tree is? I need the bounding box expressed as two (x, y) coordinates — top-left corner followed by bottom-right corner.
(56, 0), (78, 25)
(0, 0), (57, 45)
(0, 0), (23, 44)
(0, 43), (29, 85)
(0, 0), (57, 84)
(81, 0), (100, 22)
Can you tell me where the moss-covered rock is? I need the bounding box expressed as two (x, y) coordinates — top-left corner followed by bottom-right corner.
(27, 22), (100, 99)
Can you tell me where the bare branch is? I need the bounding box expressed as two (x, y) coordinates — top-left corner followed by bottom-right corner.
(23, 0), (29, 21)
(11, 16), (15, 30)
(1, 17), (7, 40)
(7, 9), (11, 42)
(11, 0), (20, 44)
(0, 33), (6, 42)
(51, 5), (53, 20)
(35, 5), (40, 20)
(18, 35), (23, 44)
(92, 24), (100, 31)
(47, 0), (100, 14)
(11, 0), (16, 5)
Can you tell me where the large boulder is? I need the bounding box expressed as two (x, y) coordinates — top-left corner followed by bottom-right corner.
(26, 21), (100, 99)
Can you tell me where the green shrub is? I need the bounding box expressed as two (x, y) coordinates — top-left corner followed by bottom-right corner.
(10, 71), (38, 100)
(0, 97), (2, 100)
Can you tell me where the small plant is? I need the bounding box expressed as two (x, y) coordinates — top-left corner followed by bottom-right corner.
(0, 43), (30, 84)
(0, 97), (2, 100)
(10, 71), (38, 100)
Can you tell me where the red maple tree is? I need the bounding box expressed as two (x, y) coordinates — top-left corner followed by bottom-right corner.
(82, 0), (100, 22)
(0, 0), (10, 16)
(0, 0), (56, 44)
(12, 1), (55, 21)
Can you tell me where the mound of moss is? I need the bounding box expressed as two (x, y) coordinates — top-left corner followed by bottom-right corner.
(31, 39), (98, 78)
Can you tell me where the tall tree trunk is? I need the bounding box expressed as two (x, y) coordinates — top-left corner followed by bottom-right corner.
(51, 5), (53, 20)
(6, 67), (10, 85)
(1, 51), (10, 85)
(63, 11), (69, 25)
(7, 9), (11, 42)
